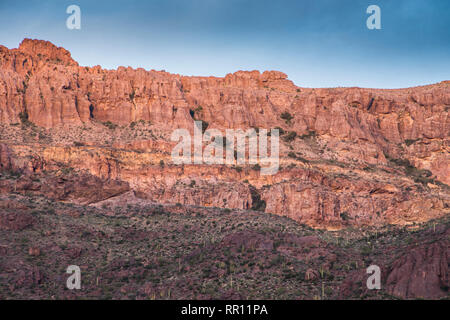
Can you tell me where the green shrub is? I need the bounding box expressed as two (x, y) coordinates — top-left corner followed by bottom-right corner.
(252, 163), (261, 171)
(280, 112), (293, 124)
(340, 211), (350, 221)
(282, 131), (297, 142)
(299, 130), (317, 139)
(385, 153), (436, 185)
(405, 139), (418, 146)
(274, 127), (285, 135)
(103, 121), (117, 130)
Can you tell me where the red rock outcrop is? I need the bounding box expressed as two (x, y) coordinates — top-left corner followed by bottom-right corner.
(0, 170), (130, 205)
(0, 39), (449, 228)
(385, 227), (449, 299)
(339, 224), (449, 299)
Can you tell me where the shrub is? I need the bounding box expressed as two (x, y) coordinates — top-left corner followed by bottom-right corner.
(252, 163), (261, 171)
(340, 211), (350, 221)
(405, 139), (418, 146)
(385, 153), (435, 185)
(299, 130), (317, 139)
(282, 131), (297, 142)
(280, 112), (293, 124)
(103, 121), (117, 130)
(274, 127), (285, 135)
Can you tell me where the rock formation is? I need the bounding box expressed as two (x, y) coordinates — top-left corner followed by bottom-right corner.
(0, 39), (449, 228)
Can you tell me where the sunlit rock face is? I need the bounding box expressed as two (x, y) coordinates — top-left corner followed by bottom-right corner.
(0, 39), (449, 228)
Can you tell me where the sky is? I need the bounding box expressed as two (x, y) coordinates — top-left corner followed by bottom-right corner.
(0, 0), (449, 88)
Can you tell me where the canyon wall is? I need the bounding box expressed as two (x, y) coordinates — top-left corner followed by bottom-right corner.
(0, 39), (449, 228)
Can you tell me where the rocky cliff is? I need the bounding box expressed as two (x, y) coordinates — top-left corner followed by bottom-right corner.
(0, 39), (449, 228)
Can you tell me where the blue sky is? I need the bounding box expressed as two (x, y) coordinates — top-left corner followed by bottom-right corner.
(0, 0), (449, 88)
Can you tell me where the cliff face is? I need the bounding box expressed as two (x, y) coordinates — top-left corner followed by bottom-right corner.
(0, 39), (449, 228)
